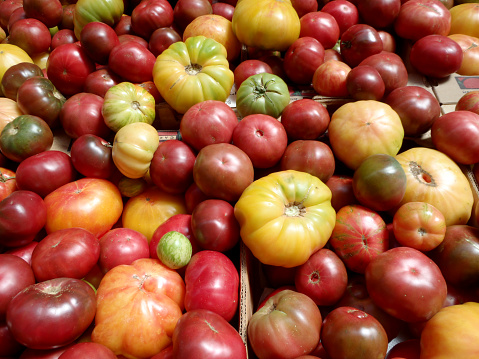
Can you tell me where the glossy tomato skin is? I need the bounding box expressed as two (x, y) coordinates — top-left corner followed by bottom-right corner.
(46, 43), (96, 96)
(148, 27), (182, 57)
(22, 0), (63, 28)
(0, 190), (47, 248)
(31, 227), (100, 282)
(8, 18), (52, 57)
(108, 41), (156, 83)
(233, 59), (273, 88)
(51, 29), (77, 50)
(330, 205), (389, 274)
(0, 167), (16, 202)
(80, 21), (120, 65)
(0, 254), (35, 321)
(365, 246), (447, 323)
(312, 59), (351, 97)
(6, 278), (96, 350)
(321, 0), (359, 35)
(299, 11), (340, 50)
(346, 65), (385, 101)
(321, 306), (388, 359)
(283, 36), (325, 85)
(43, 177), (123, 238)
(149, 139), (197, 194)
(172, 309), (247, 359)
(356, 0), (401, 29)
(325, 175), (359, 213)
(340, 24), (383, 67)
(280, 99), (330, 141)
(16, 77), (66, 128)
(448, 34), (479, 76)
(15, 150), (77, 198)
(58, 342), (117, 359)
(184, 250), (239, 321)
(70, 134), (115, 179)
(0, 62), (44, 101)
(191, 199), (240, 252)
(83, 67), (123, 98)
(0, 319), (24, 357)
(248, 289), (322, 359)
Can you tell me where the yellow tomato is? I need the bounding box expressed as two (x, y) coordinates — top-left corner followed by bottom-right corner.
(449, 3), (479, 38)
(328, 100), (404, 170)
(122, 186), (187, 243)
(0, 44), (34, 93)
(420, 302), (479, 359)
(234, 170), (336, 268)
(232, 0), (300, 51)
(112, 122), (160, 179)
(394, 147), (474, 226)
(0, 98), (23, 134)
(152, 36), (234, 114)
(448, 34), (479, 76)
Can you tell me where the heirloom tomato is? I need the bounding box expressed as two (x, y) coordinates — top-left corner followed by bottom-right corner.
(328, 100), (404, 170)
(0, 167), (16, 202)
(0, 98), (23, 134)
(102, 82), (156, 133)
(420, 302), (479, 359)
(394, 147), (473, 226)
(43, 177), (123, 238)
(235, 73), (290, 119)
(73, 0), (124, 40)
(0, 44), (33, 92)
(0, 62), (44, 101)
(111, 122), (160, 179)
(152, 36), (234, 114)
(449, 3), (479, 38)
(234, 170), (336, 267)
(122, 186), (187, 243)
(448, 34), (479, 76)
(91, 258), (185, 359)
(232, 0), (300, 51)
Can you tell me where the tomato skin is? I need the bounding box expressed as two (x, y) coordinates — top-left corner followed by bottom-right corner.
(6, 278), (96, 350)
(73, 0), (124, 39)
(0, 43), (34, 90)
(449, 3), (479, 38)
(448, 34), (479, 76)
(70, 134), (115, 179)
(108, 42), (157, 84)
(0, 62), (43, 101)
(0, 167), (16, 202)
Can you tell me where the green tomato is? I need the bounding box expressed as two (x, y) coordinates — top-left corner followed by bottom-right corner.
(235, 73), (291, 119)
(0, 115), (53, 162)
(156, 231), (193, 269)
(73, 0), (124, 39)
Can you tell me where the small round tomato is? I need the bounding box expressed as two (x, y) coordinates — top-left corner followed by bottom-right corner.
(393, 202), (447, 252)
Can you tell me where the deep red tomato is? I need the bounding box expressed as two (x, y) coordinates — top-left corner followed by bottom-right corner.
(191, 199), (240, 252)
(0, 62), (44, 101)
(148, 27), (182, 57)
(0, 190), (47, 248)
(0, 320), (24, 357)
(231, 114), (288, 169)
(173, 0), (213, 32)
(15, 150), (77, 198)
(70, 134), (115, 179)
(58, 342), (117, 359)
(149, 139), (197, 194)
(299, 11), (340, 50)
(321, 306), (388, 359)
(22, 0), (63, 28)
(340, 24), (383, 67)
(325, 175), (359, 213)
(80, 21), (120, 65)
(356, 0), (401, 29)
(16, 76), (66, 128)
(346, 65), (385, 101)
(3, 241), (38, 266)
(233, 59), (273, 89)
(365, 246), (447, 323)
(386, 339), (420, 359)
(321, 0), (359, 35)
(0, 254), (36, 321)
(59, 4), (75, 31)
(131, 0), (174, 39)
(184, 250), (239, 322)
(83, 67), (123, 98)
(46, 43), (96, 96)
(6, 278), (96, 349)
(184, 182), (212, 213)
(280, 99), (330, 141)
(51, 29), (77, 50)
(212, 2), (235, 20)
(283, 37), (325, 85)
(31, 227), (100, 282)
(0, 167), (16, 202)
(172, 309), (246, 359)
(0, 0), (23, 32)
(8, 18), (52, 57)
(108, 41), (156, 83)
(329, 204), (390, 274)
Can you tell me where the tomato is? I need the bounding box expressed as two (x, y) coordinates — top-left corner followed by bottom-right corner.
(352, 153), (407, 212)
(356, 0), (401, 29)
(111, 122), (160, 179)
(234, 170), (336, 267)
(73, 0), (124, 39)
(102, 82), (156, 133)
(0, 115), (53, 163)
(328, 100), (404, 170)
(16, 76), (66, 128)
(22, 0), (63, 28)
(172, 309), (247, 359)
(152, 36), (234, 114)
(449, 3), (479, 38)
(233, 59), (273, 88)
(321, 307), (388, 359)
(420, 302), (479, 359)
(394, 147), (474, 226)
(280, 99), (330, 141)
(173, 0), (213, 32)
(339, 24), (383, 68)
(149, 27), (182, 57)
(91, 258), (185, 358)
(248, 289), (322, 359)
(232, 0), (300, 51)
(346, 65), (385, 101)
(299, 11), (340, 50)
(43, 177), (123, 238)
(448, 34), (479, 76)
(58, 342), (117, 359)
(0, 44), (34, 92)
(131, 0), (173, 40)
(83, 67), (122, 98)
(312, 59), (351, 98)
(392, 202), (446, 252)
(0, 167), (16, 202)
(0, 97), (23, 134)
(122, 186), (187, 243)
(330, 204), (389, 274)
(6, 278), (96, 350)
(184, 250), (239, 321)
(46, 43), (96, 97)
(235, 72), (290, 118)
(0, 62), (43, 101)
(108, 41), (157, 84)
(8, 18), (52, 57)
(365, 246), (447, 323)
(79, 21), (120, 66)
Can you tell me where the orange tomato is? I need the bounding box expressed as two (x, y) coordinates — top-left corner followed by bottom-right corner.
(0, 167), (16, 202)
(448, 33), (479, 75)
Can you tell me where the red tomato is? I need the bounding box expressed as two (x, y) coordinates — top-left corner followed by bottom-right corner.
(83, 67), (123, 98)
(325, 175), (359, 213)
(43, 178), (123, 238)
(70, 134), (115, 179)
(0, 167), (16, 202)
(340, 24), (383, 67)
(184, 250), (239, 321)
(108, 41), (156, 83)
(321, 0), (359, 35)
(386, 339), (421, 359)
(312, 60), (351, 97)
(299, 11), (340, 50)
(58, 342), (117, 359)
(329, 204), (390, 274)
(8, 18), (52, 57)
(283, 37), (325, 85)
(280, 99), (330, 141)
(22, 0), (63, 28)
(233, 59), (273, 88)
(346, 65), (385, 101)
(0, 320), (24, 357)
(172, 309), (247, 359)
(80, 21), (120, 65)
(149, 27), (182, 57)
(356, 0), (401, 29)
(365, 246), (447, 323)
(6, 278), (96, 349)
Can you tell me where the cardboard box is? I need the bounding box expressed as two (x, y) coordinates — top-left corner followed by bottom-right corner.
(429, 74), (479, 106)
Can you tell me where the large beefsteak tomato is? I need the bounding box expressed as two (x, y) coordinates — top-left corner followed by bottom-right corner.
(234, 170), (336, 267)
(152, 36), (234, 114)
